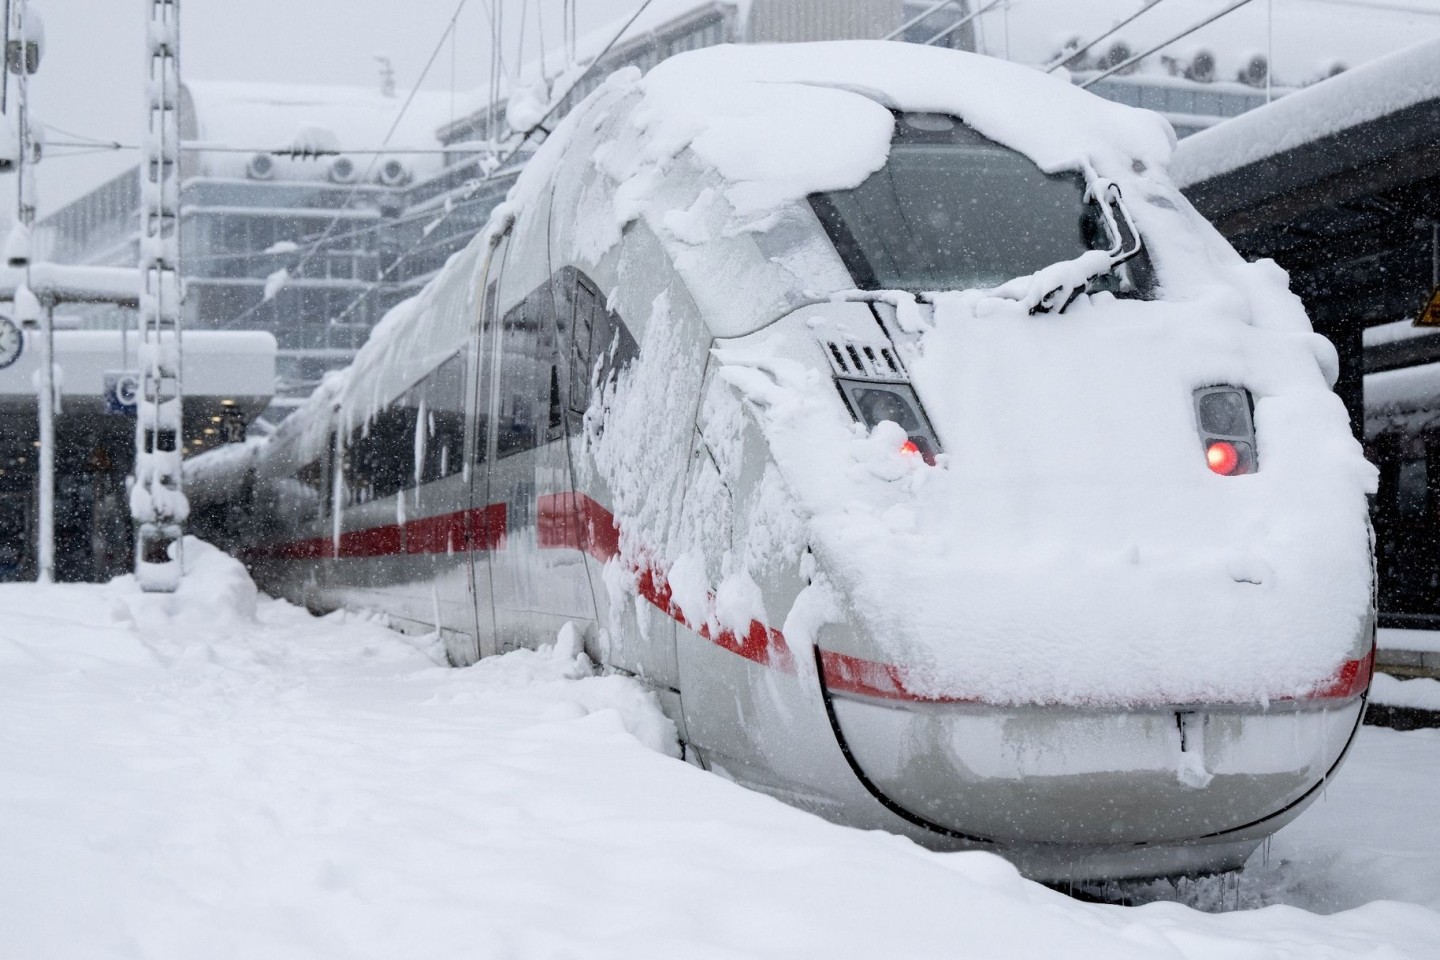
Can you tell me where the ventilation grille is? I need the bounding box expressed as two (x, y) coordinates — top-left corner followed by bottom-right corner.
(823, 340), (908, 381)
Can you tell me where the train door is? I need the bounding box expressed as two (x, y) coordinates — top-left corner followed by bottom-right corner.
(466, 226), (510, 662)
(489, 288), (548, 653)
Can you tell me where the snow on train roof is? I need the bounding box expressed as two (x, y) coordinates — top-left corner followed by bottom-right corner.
(635, 40), (1176, 211)
(584, 40), (1194, 342)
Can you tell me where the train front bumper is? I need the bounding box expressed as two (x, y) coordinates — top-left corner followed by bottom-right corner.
(825, 688), (1365, 879)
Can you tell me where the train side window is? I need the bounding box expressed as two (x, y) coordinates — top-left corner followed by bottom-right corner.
(345, 422), (373, 505)
(475, 281), (499, 465)
(496, 300), (542, 458)
(353, 398), (416, 503)
(420, 353), (466, 483)
(294, 457), (327, 523)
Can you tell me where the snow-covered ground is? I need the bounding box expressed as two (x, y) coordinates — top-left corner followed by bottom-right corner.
(3, 541), (1438, 959)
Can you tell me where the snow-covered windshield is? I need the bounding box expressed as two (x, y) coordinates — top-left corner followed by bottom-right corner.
(810, 113), (1115, 292)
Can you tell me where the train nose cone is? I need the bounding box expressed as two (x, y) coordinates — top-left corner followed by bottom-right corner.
(817, 657), (1364, 849)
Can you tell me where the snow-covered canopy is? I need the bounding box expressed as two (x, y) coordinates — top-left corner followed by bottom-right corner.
(1169, 35), (1440, 188)
(995, 0), (1440, 87)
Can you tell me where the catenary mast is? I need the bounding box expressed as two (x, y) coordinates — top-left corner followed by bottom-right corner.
(6, 0), (54, 583)
(133, 0), (187, 591)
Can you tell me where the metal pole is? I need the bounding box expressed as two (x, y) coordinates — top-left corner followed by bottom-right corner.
(10, 0), (52, 583)
(134, 0), (187, 591)
(36, 300), (52, 582)
(1, 0), (11, 116)
(1265, 0), (1273, 104)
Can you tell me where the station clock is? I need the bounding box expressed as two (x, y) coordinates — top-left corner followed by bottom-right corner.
(0, 316), (22, 369)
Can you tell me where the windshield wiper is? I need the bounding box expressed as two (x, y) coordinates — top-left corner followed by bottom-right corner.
(1030, 177), (1144, 315)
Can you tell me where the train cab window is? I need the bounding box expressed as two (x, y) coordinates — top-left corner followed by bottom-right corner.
(567, 273), (638, 431)
(569, 278), (600, 420)
(810, 113), (1154, 296)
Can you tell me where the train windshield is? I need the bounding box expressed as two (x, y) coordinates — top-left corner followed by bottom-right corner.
(810, 113), (1125, 293)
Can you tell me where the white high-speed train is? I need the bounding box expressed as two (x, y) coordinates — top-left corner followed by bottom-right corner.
(190, 42), (1377, 882)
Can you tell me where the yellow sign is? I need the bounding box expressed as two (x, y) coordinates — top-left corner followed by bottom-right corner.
(1417, 286), (1440, 327)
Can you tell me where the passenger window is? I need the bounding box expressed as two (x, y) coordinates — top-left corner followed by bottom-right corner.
(496, 300), (542, 458)
(419, 353), (466, 483)
(475, 280), (504, 465)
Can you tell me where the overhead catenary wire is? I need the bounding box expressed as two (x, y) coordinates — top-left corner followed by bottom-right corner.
(321, 0), (660, 332)
(224, 0), (473, 332)
(1080, 0), (1261, 89)
(1044, 0), (1172, 73)
(881, 0), (964, 42)
(917, 0), (1004, 48)
(44, 139), (469, 155)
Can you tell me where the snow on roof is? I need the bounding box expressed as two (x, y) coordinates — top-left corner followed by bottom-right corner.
(1364, 360), (1440, 422)
(1363, 317), (1440, 349)
(183, 80), (460, 181)
(1169, 35), (1440, 188)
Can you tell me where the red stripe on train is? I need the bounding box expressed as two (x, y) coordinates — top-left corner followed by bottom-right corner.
(252, 503), (505, 561)
(536, 492), (794, 672)
(258, 490), (1371, 705)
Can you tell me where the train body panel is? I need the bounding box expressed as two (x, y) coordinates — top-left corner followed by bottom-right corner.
(189, 42), (1377, 882)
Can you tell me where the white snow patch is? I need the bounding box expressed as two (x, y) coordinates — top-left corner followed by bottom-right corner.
(262, 266), (289, 302)
(1370, 674), (1440, 712)
(2, 543), (1438, 957)
(1379, 628), (1440, 655)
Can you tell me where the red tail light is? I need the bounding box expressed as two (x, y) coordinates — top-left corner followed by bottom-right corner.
(1195, 386), (1258, 475)
(900, 439), (920, 456)
(1206, 440), (1240, 475)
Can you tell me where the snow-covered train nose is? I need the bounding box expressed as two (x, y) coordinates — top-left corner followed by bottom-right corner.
(816, 652), (1365, 860)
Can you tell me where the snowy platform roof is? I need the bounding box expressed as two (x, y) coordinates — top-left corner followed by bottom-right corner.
(1171, 37), (1440, 216)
